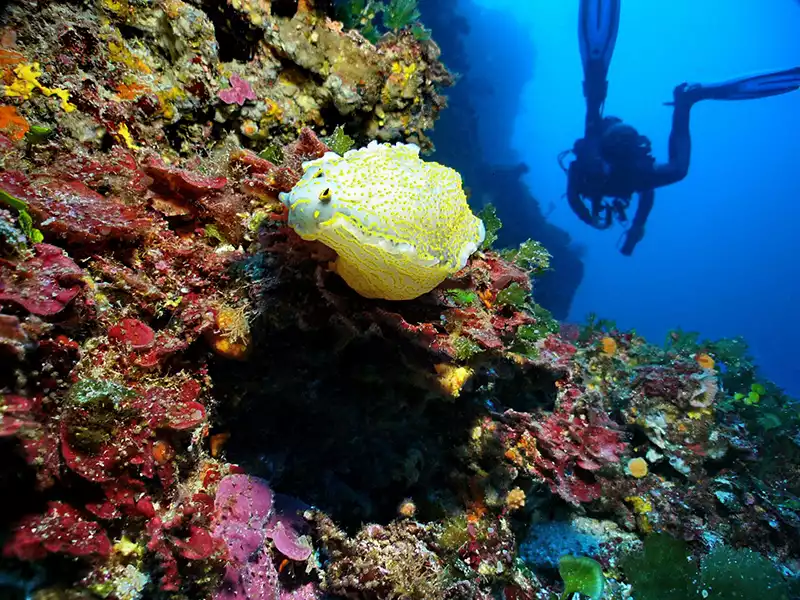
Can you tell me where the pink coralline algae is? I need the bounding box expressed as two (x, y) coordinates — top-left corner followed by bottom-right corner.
(0, 394), (61, 489)
(539, 334), (578, 369)
(480, 254), (531, 291)
(455, 307), (505, 350)
(267, 495), (314, 562)
(0, 243), (86, 316)
(3, 501), (111, 561)
(0, 171), (151, 245)
(0, 394), (36, 437)
(85, 475), (156, 521)
(172, 524), (215, 560)
(0, 314), (31, 359)
(214, 474), (280, 600)
(60, 380), (206, 483)
(236, 128), (331, 197)
(213, 474), (318, 600)
(633, 364), (703, 406)
(143, 155), (228, 199)
(214, 474), (274, 562)
(218, 74), (257, 106)
(108, 318), (156, 350)
(50, 147), (153, 195)
(34, 178), (151, 243)
(498, 409), (628, 505)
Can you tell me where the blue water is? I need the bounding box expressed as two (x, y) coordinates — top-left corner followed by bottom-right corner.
(430, 0), (800, 395)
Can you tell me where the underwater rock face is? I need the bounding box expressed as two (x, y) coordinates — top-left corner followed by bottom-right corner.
(279, 141), (485, 300)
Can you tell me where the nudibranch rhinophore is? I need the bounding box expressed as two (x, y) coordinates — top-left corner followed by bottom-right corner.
(279, 141), (485, 301)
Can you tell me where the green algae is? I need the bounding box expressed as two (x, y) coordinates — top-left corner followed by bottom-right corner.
(325, 125), (355, 155)
(501, 239), (551, 275)
(558, 555), (605, 600)
(477, 204), (501, 250)
(496, 283), (528, 309)
(66, 379), (136, 453)
(68, 379), (134, 408)
(622, 534), (791, 600)
(452, 335), (482, 362)
(701, 546), (790, 600)
(0, 189), (43, 244)
(445, 289), (478, 307)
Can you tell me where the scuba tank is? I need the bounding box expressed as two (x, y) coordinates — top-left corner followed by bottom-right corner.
(560, 116), (654, 229)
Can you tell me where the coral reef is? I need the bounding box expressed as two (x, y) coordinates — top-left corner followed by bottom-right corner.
(0, 0), (798, 599)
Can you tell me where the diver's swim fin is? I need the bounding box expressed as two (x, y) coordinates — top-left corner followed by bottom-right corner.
(579, 0), (621, 77)
(689, 67), (800, 101)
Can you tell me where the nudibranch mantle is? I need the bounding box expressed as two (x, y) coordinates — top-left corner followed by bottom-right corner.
(279, 141), (485, 301)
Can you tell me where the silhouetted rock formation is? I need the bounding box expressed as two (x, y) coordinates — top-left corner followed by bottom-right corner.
(419, 0), (584, 320)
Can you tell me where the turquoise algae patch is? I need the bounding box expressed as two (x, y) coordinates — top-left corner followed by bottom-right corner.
(279, 141), (485, 301)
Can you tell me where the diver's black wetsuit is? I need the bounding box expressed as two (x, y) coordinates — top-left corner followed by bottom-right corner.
(567, 0), (800, 256)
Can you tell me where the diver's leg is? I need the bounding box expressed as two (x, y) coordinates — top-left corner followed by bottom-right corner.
(673, 67), (800, 103)
(579, 0), (621, 79)
(620, 189), (654, 256)
(579, 0), (621, 138)
(651, 67), (800, 188)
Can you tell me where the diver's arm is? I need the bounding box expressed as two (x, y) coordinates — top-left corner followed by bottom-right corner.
(567, 164), (595, 225)
(619, 189), (654, 256)
(631, 188), (655, 229)
(647, 102), (692, 189)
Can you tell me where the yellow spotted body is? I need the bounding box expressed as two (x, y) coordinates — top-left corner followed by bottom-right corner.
(279, 141), (485, 300)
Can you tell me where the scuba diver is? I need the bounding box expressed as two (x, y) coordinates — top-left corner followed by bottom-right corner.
(561, 0), (800, 256)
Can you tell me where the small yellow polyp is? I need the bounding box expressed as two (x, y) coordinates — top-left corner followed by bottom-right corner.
(279, 141), (485, 301)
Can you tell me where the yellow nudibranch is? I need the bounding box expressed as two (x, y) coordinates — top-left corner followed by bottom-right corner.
(279, 141), (485, 300)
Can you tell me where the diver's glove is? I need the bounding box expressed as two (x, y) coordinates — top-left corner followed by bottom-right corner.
(664, 82), (705, 107)
(620, 226), (645, 256)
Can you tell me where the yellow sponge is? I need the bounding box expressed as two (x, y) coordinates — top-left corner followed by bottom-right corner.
(279, 141), (485, 300)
